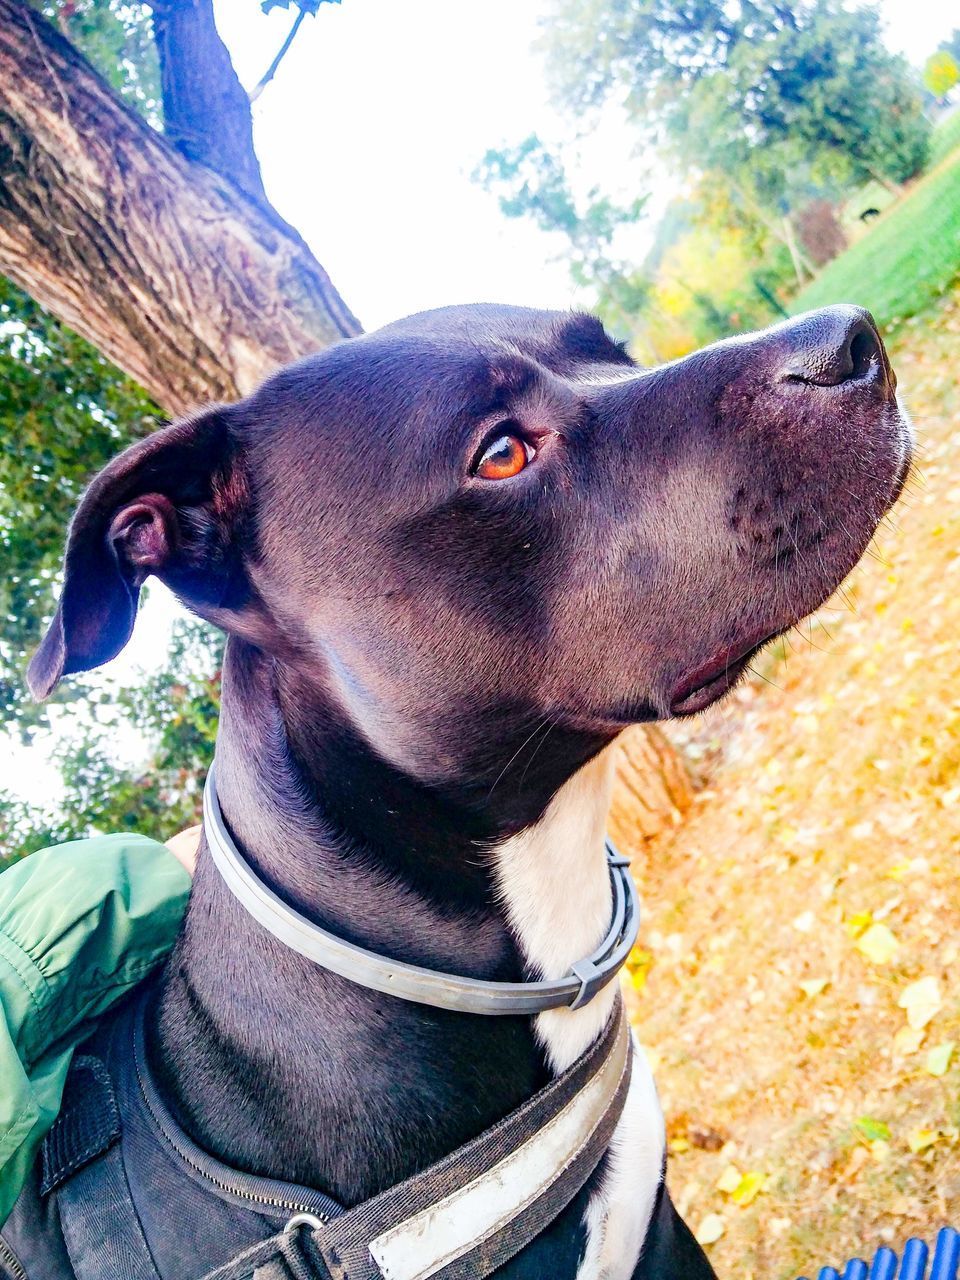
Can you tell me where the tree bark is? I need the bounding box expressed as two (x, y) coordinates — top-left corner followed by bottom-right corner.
(0, 0), (360, 417)
(151, 0), (268, 208)
(608, 725), (694, 847)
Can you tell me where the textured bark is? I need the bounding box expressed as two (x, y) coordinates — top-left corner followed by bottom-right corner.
(151, 0), (267, 207)
(608, 725), (694, 846)
(0, 0), (360, 417)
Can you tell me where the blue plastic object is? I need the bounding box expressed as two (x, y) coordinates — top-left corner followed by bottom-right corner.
(798, 1229), (960, 1280)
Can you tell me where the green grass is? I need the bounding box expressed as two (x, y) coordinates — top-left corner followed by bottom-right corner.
(929, 107), (960, 169)
(838, 179), (893, 229)
(791, 117), (960, 331)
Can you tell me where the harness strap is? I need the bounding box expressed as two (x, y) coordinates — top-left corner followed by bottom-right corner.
(198, 1003), (631, 1280)
(327, 1006), (631, 1280)
(199, 1225), (330, 1280)
(43, 1004), (630, 1280)
(45, 1056), (161, 1280)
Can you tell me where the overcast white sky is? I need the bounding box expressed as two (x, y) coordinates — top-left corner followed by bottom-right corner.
(221, 0), (956, 328)
(1, 0), (956, 815)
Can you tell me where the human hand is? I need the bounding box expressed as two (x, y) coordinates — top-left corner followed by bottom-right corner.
(165, 824), (201, 876)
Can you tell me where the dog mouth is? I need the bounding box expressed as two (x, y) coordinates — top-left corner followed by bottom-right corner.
(669, 631), (779, 716)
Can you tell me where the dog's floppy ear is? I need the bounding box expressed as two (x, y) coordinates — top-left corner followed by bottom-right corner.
(28, 405), (250, 700)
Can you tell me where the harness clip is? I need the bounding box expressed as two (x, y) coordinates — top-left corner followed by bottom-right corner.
(284, 1212), (324, 1236)
(569, 958), (611, 1010)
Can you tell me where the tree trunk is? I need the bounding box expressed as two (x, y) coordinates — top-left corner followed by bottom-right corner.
(608, 725), (694, 847)
(868, 168), (903, 200)
(150, 0), (268, 209)
(0, 0), (360, 417)
(781, 214), (811, 286)
(727, 178), (816, 280)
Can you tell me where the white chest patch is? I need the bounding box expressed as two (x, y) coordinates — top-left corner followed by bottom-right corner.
(491, 750), (665, 1279)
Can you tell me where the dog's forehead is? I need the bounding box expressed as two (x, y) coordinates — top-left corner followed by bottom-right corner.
(243, 304), (634, 455)
(373, 303), (633, 373)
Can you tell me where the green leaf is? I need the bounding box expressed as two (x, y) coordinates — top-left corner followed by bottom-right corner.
(855, 1116), (892, 1143)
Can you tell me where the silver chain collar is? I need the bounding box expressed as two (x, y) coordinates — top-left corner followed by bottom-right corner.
(203, 762), (640, 1016)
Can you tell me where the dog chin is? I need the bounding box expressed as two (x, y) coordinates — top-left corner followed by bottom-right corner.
(886, 395), (915, 509)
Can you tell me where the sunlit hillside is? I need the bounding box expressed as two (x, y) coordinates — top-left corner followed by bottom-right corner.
(618, 292), (960, 1278)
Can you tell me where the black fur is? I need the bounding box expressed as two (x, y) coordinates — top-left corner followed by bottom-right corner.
(23, 302), (908, 1274)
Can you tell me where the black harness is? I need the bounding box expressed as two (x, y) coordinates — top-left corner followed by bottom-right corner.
(1, 988), (631, 1280)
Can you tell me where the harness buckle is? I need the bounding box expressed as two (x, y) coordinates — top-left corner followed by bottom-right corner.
(284, 1212), (324, 1236)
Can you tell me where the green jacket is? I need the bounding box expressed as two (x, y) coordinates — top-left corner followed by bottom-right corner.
(0, 835), (190, 1224)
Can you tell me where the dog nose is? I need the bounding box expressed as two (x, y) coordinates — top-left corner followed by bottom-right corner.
(778, 305), (890, 389)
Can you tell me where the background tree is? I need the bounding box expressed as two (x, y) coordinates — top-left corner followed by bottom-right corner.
(0, 618), (220, 854)
(924, 51), (960, 104)
(543, 0), (930, 200)
(473, 135), (650, 337)
(484, 0), (933, 362)
(0, 0), (358, 413)
(1, 1), (225, 847)
(474, 138), (796, 362)
(941, 29), (960, 64)
(0, 278), (159, 733)
(640, 204), (794, 360)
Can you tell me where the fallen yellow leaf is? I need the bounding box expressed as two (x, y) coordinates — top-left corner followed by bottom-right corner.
(925, 1042), (955, 1077)
(898, 977), (942, 1030)
(715, 1165), (741, 1194)
(844, 910), (873, 938)
(856, 923), (899, 965)
(855, 1117), (891, 1142)
(908, 1128), (940, 1154)
(695, 1214), (725, 1246)
(731, 1171), (766, 1207)
(894, 1025), (926, 1055)
(799, 979), (828, 998)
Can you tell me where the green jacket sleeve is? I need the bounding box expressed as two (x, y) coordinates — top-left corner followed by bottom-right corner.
(0, 834), (190, 1225)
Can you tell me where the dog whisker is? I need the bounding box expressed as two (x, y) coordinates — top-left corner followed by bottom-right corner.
(748, 663), (783, 694)
(517, 715), (560, 793)
(485, 714), (556, 800)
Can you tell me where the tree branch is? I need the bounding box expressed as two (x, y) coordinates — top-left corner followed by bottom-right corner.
(0, 0), (360, 417)
(250, 7), (307, 105)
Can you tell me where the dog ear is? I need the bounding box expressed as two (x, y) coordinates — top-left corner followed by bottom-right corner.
(28, 406), (251, 700)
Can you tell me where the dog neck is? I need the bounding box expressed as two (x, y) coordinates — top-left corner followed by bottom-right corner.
(153, 639), (619, 1205)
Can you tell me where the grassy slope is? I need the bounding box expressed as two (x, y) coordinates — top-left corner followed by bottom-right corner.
(791, 121), (960, 330)
(616, 294), (960, 1278)
(929, 109), (960, 170)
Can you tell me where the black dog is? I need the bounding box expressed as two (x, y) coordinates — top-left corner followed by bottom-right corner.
(5, 303), (908, 1279)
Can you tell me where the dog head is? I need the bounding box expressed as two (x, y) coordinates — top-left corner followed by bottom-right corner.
(29, 303), (910, 807)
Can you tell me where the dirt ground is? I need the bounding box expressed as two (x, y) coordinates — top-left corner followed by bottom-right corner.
(617, 291), (960, 1278)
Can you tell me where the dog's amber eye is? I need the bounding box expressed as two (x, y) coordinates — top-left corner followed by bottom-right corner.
(474, 433), (533, 481)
